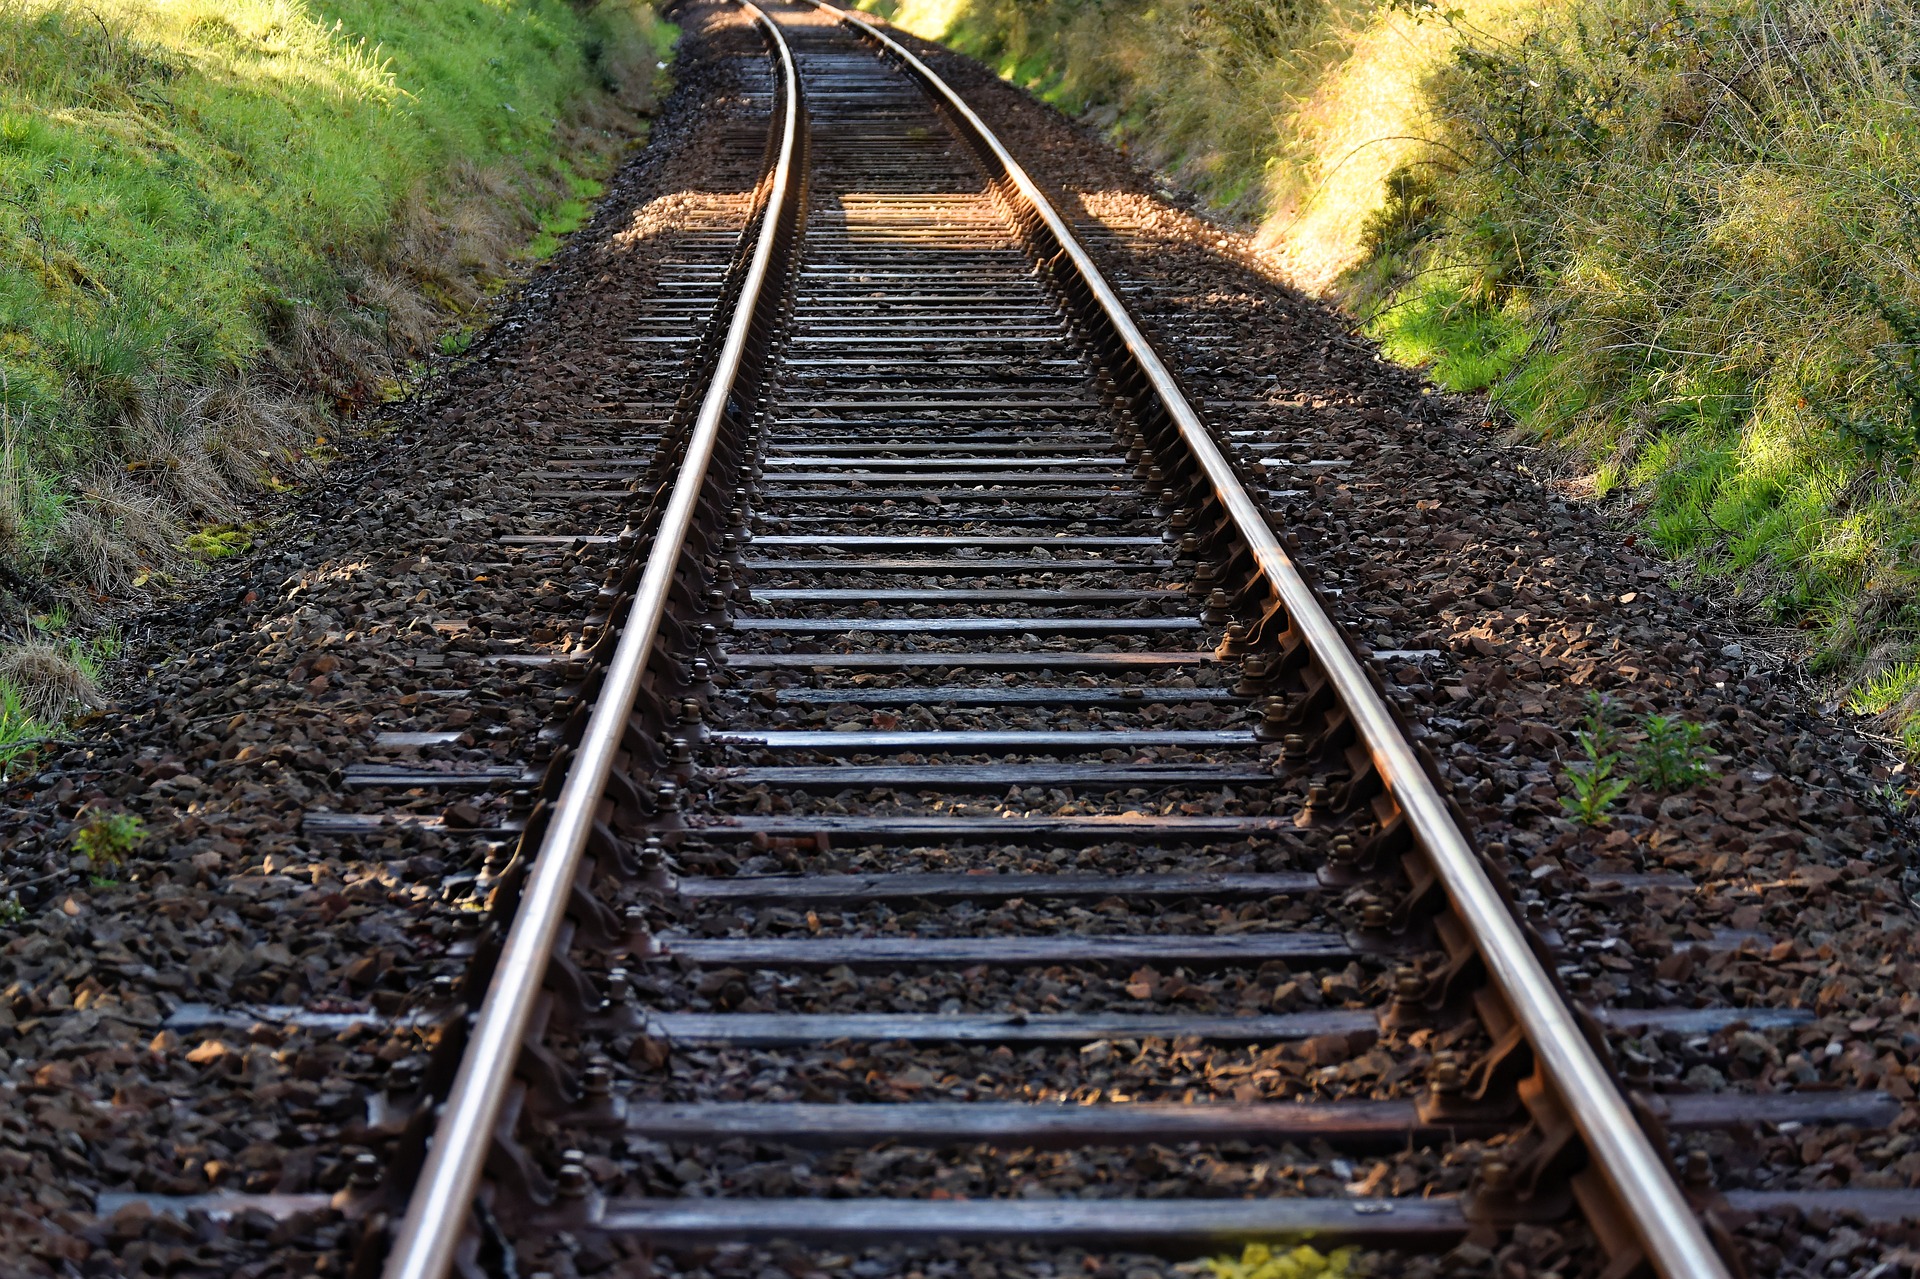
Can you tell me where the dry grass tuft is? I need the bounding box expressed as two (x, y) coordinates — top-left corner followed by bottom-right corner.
(0, 640), (100, 722)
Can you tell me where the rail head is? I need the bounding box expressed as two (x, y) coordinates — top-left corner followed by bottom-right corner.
(377, 6), (803, 1278)
(801, 5), (1731, 1276)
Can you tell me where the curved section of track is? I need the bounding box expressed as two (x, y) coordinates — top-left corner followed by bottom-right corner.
(372, 5), (1767, 1276)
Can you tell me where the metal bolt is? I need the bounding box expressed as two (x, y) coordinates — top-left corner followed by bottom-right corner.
(1359, 899), (1390, 931)
(1224, 621), (1250, 643)
(639, 838), (667, 869)
(698, 623), (720, 647)
(670, 737), (694, 765)
(1206, 588), (1231, 615)
(1427, 1052), (1464, 1094)
(1145, 465), (1166, 487)
(690, 658), (712, 683)
(385, 1061), (420, 1097)
(654, 782), (682, 812)
(681, 700), (704, 725)
(582, 1056), (614, 1100)
(1170, 508), (1193, 531)
(1330, 833), (1357, 863)
(350, 1152), (382, 1190)
(431, 974), (458, 1003)
(1392, 967), (1427, 1005)
(606, 967), (632, 1004)
(1479, 1156), (1511, 1194)
(556, 1153), (591, 1198)
(1282, 732), (1309, 760)
(1178, 533), (1200, 556)
(480, 846), (509, 880)
(1682, 1149), (1713, 1189)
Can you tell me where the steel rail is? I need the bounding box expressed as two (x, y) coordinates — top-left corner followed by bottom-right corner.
(803, 5), (1731, 1276)
(379, 6), (801, 1277)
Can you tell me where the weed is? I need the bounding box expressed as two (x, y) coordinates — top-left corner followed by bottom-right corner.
(1873, 780), (1916, 815)
(72, 810), (145, 870)
(906, 0), (1920, 754)
(1633, 714), (1713, 790)
(0, 897), (24, 926)
(1560, 716), (1628, 825)
(88, 875), (120, 890)
(1577, 690), (1623, 752)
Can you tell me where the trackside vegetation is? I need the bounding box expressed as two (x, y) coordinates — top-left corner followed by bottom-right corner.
(864, 0), (1920, 756)
(0, 0), (672, 745)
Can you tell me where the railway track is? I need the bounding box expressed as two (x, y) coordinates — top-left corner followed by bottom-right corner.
(83, 3), (1920, 1277)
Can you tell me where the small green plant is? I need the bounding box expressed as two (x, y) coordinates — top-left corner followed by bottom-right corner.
(1561, 742), (1628, 826)
(73, 811), (145, 870)
(1560, 697), (1628, 826)
(1873, 780), (1915, 815)
(88, 875), (120, 890)
(437, 327), (475, 358)
(1634, 714), (1713, 790)
(0, 897), (24, 926)
(1577, 691), (1623, 752)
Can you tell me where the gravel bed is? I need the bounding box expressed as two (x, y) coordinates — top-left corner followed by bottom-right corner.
(4, 4), (1916, 1277)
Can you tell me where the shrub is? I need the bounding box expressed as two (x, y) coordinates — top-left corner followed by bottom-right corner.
(73, 810), (145, 869)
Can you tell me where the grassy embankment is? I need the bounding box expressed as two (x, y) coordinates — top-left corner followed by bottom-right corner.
(0, 0), (673, 762)
(868, 0), (1920, 754)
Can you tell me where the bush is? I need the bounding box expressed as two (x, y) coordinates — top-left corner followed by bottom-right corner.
(1379, 0), (1920, 737)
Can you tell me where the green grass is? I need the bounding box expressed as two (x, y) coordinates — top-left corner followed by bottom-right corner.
(0, 0), (674, 612)
(1363, 272), (1532, 393)
(1338, 0), (1920, 747)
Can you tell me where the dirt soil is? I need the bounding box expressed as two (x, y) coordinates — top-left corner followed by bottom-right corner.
(0, 5), (1915, 1279)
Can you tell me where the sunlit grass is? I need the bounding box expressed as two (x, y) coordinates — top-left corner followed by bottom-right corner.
(0, 0), (672, 605)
